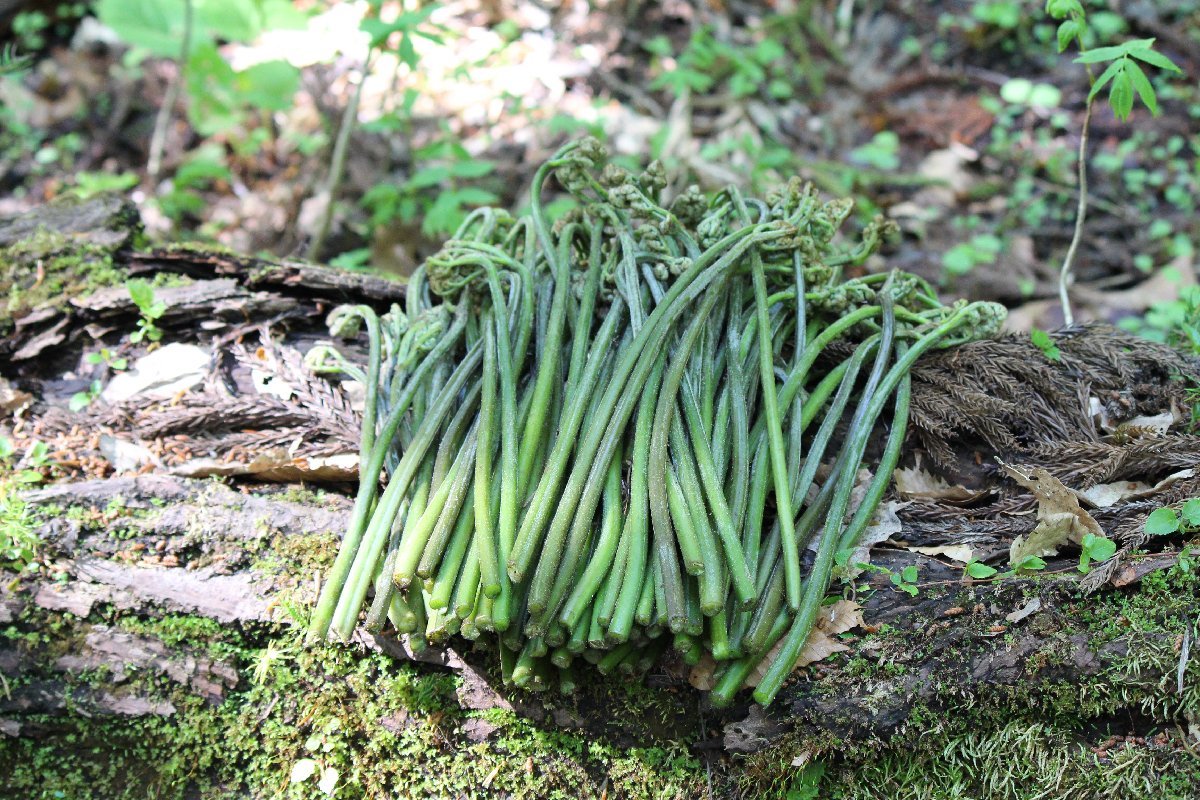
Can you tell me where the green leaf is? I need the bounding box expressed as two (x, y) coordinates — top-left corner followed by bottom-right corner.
(233, 60), (300, 111)
(642, 35), (672, 58)
(328, 248), (372, 271)
(1119, 38), (1158, 53)
(1028, 83), (1062, 108)
(1109, 64), (1135, 120)
(176, 155), (231, 187)
(1015, 555), (1047, 572)
(1088, 58), (1123, 102)
(421, 192), (470, 236)
(971, 234), (1003, 255)
(0, 437), (15, 460)
(1181, 498), (1200, 528)
(360, 5), (437, 49)
(1082, 533), (1117, 562)
(1128, 46), (1182, 73)
(1075, 44), (1130, 64)
(27, 441), (48, 464)
(1123, 60), (1157, 115)
(195, 0), (263, 43)
(95, 0), (199, 59)
(1045, 0), (1085, 20)
(184, 42), (242, 135)
(1056, 19), (1079, 53)
(1030, 328), (1062, 361)
(900, 565), (918, 583)
(405, 165), (451, 190)
(318, 766), (339, 795)
(397, 33), (417, 69)
(966, 561), (998, 579)
(753, 38), (785, 63)
(447, 160), (495, 179)
(1000, 78), (1033, 104)
(1144, 506), (1180, 535)
(126, 279), (155, 312)
(650, 67), (715, 96)
(16, 470), (43, 484)
(69, 392), (92, 412)
(942, 244), (978, 276)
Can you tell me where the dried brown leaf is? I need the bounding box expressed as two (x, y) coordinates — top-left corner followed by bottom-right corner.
(1001, 461), (1104, 565)
(910, 544), (974, 563)
(893, 467), (986, 502)
(1075, 468), (1195, 508)
(745, 600), (864, 688)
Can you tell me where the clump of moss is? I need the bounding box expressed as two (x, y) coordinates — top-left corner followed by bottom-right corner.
(735, 555), (1200, 799)
(1, 226), (125, 328)
(0, 612), (708, 800)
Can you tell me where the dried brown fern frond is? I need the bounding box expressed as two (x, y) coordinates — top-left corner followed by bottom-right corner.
(907, 323), (1199, 473)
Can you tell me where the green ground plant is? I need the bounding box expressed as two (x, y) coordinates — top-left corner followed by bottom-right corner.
(1045, 0), (1183, 324)
(126, 278), (168, 343)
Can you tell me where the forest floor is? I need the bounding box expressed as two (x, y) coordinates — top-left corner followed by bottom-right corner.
(2, 2), (1200, 799)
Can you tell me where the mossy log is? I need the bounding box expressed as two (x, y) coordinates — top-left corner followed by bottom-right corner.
(1, 196), (1198, 799)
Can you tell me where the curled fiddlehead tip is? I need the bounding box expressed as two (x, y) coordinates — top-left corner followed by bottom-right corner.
(964, 301), (1008, 339)
(811, 278), (877, 314)
(304, 344), (351, 374)
(668, 185), (707, 229)
(640, 159), (667, 197)
(882, 271), (926, 310)
(326, 304), (375, 339)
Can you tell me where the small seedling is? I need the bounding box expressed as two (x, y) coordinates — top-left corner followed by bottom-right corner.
(7, 440), (52, 484)
(966, 560), (999, 579)
(1013, 554), (1047, 573)
(1078, 532), (1117, 573)
(69, 380), (103, 412)
(85, 348), (129, 371)
(890, 564), (920, 595)
(1030, 328), (1062, 362)
(1145, 498), (1200, 535)
(849, 131), (900, 171)
(1, 488), (38, 572)
(126, 279), (168, 344)
(1176, 546), (1194, 576)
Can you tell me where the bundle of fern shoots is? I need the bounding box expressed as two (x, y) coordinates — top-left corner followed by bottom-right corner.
(306, 139), (1004, 706)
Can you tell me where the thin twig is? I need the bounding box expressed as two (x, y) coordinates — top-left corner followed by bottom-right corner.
(306, 49), (373, 262)
(1058, 79), (1095, 326)
(147, 0), (193, 180)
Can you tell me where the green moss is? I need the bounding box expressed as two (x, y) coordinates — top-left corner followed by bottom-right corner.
(0, 226), (125, 327)
(736, 554), (1200, 799)
(0, 612), (707, 800)
(117, 614), (245, 662)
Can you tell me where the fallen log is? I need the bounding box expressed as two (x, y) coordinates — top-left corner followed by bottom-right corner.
(1, 196), (1198, 799)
